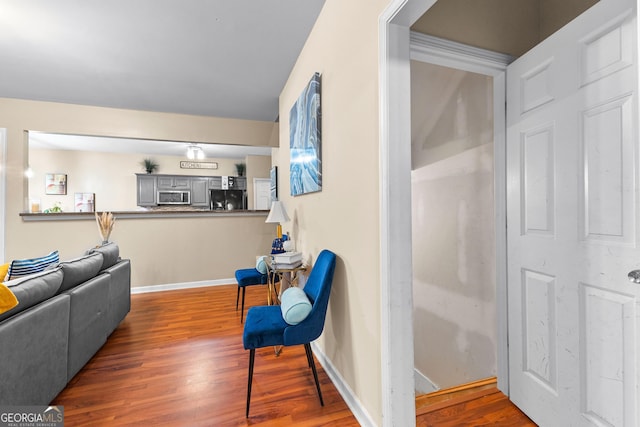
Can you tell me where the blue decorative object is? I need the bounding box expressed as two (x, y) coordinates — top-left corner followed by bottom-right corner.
(270, 237), (285, 254)
(290, 72), (321, 196)
(242, 250), (336, 417)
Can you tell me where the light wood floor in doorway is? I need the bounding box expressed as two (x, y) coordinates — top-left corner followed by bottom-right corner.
(53, 284), (535, 426)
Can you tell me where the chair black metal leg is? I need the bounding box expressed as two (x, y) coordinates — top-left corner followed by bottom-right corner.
(304, 341), (313, 368)
(246, 349), (255, 418)
(236, 286), (240, 311)
(240, 287), (246, 323)
(304, 343), (324, 406)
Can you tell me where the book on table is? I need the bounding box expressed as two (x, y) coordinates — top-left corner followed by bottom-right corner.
(272, 261), (303, 269)
(270, 252), (303, 269)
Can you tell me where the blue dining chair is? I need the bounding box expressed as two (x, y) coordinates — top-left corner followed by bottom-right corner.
(242, 249), (337, 417)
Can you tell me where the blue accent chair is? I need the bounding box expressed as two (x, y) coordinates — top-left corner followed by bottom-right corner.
(234, 268), (268, 324)
(242, 249), (337, 417)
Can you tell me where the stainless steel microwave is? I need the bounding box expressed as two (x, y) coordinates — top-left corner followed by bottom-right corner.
(157, 190), (190, 205)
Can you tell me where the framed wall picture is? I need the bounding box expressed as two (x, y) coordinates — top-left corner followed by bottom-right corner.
(270, 166), (278, 202)
(45, 173), (67, 195)
(74, 192), (95, 212)
(290, 72), (322, 196)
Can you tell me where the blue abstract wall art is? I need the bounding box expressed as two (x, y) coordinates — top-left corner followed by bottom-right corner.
(290, 72), (321, 196)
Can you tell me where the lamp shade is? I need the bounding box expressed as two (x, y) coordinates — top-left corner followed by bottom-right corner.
(265, 201), (290, 224)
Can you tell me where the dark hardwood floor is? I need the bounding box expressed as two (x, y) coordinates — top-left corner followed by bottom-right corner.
(415, 382), (537, 427)
(54, 284), (358, 426)
(54, 284), (535, 426)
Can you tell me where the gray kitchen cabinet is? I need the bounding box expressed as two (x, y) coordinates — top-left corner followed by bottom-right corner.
(137, 174), (246, 208)
(208, 176), (222, 190)
(137, 174), (157, 206)
(157, 176), (190, 189)
(190, 178), (209, 207)
(234, 177), (247, 190)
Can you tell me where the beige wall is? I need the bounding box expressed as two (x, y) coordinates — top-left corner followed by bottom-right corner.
(276, 0), (388, 423)
(0, 97), (276, 287)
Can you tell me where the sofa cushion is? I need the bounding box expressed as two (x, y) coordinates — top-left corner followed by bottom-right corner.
(86, 242), (119, 271)
(0, 267), (64, 322)
(58, 252), (104, 293)
(7, 250), (59, 280)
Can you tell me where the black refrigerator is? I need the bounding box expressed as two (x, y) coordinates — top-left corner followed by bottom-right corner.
(209, 189), (246, 211)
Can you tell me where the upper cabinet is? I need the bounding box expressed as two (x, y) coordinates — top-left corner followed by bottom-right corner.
(190, 178), (209, 207)
(136, 174), (247, 208)
(157, 176), (190, 190)
(137, 175), (157, 206)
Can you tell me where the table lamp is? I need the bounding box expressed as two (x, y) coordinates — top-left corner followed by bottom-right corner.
(265, 201), (290, 253)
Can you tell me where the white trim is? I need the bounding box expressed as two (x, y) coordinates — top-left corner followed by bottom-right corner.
(130, 278), (235, 294)
(414, 368), (439, 395)
(410, 32), (514, 72)
(379, 1), (436, 425)
(409, 29), (510, 397)
(311, 342), (376, 427)
(0, 129), (6, 263)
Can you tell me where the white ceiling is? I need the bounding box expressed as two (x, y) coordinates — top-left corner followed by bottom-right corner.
(29, 132), (273, 159)
(0, 0), (325, 122)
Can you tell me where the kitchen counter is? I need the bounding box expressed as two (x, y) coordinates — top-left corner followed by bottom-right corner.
(20, 209), (269, 222)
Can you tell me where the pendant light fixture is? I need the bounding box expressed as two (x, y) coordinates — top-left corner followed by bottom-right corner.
(186, 144), (205, 160)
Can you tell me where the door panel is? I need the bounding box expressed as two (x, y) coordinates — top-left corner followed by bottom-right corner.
(506, 0), (639, 425)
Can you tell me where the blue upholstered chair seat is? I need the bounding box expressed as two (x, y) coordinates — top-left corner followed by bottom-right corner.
(235, 268), (268, 286)
(234, 267), (279, 324)
(243, 306), (287, 349)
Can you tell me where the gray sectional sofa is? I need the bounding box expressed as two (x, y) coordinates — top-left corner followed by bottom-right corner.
(0, 242), (130, 405)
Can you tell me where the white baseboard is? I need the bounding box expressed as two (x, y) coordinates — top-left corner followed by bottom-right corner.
(415, 368), (439, 395)
(131, 278), (235, 294)
(310, 342), (376, 427)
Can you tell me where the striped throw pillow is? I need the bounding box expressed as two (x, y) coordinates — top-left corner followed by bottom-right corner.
(7, 250), (59, 280)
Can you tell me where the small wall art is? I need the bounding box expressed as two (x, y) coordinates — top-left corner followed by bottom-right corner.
(270, 166), (278, 202)
(290, 72), (321, 196)
(45, 173), (67, 195)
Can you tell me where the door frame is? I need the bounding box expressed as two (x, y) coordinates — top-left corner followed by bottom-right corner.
(379, 1), (510, 424)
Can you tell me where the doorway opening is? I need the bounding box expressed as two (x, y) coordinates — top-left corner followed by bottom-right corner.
(411, 59), (498, 394)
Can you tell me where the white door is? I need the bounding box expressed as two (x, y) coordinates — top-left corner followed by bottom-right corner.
(506, 0), (639, 425)
(253, 178), (271, 210)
